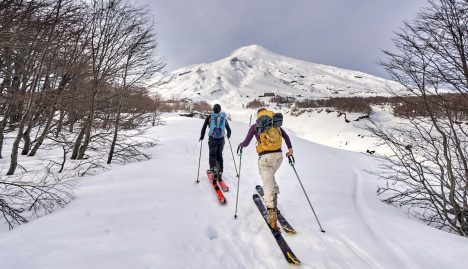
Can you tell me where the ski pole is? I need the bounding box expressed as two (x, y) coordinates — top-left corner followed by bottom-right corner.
(228, 138), (239, 177)
(234, 115), (252, 219)
(196, 140), (203, 183)
(234, 146), (243, 219)
(288, 155), (326, 233)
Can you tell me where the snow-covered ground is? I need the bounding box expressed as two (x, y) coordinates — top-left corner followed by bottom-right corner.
(1, 115), (466, 269)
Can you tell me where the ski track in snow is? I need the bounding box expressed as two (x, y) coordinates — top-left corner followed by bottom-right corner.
(0, 116), (467, 269)
(286, 149), (386, 269)
(320, 150), (404, 269)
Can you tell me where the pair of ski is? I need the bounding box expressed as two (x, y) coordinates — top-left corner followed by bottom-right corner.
(253, 185), (300, 265)
(205, 171), (300, 265)
(206, 170), (229, 204)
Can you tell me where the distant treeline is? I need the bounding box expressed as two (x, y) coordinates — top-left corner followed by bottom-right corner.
(246, 93), (468, 120)
(160, 99), (212, 114)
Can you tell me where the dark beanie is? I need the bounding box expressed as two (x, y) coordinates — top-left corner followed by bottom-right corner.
(213, 104), (221, 113)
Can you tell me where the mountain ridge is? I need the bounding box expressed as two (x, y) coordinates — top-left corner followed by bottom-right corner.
(153, 44), (401, 103)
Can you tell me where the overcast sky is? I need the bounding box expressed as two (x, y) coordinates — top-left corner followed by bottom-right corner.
(139, 0), (427, 78)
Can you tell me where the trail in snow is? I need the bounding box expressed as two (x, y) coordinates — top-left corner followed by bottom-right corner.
(320, 150), (400, 268)
(0, 116), (467, 269)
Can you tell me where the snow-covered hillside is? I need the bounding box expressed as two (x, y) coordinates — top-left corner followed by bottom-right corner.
(1, 115), (466, 269)
(153, 45), (403, 153)
(155, 45), (402, 103)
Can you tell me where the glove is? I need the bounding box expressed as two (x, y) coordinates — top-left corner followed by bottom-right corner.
(227, 133), (231, 139)
(199, 137), (203, 142)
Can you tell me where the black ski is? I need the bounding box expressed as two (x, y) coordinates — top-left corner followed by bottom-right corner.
(255, 185), (296, 234)
(253, 194), (300, 265)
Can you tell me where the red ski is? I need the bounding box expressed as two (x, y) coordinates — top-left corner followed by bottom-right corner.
(218, 179), (229, 192)
(206, 170), (226, 204)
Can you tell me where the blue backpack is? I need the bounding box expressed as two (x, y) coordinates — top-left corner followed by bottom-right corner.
(208, 112), (226, 139)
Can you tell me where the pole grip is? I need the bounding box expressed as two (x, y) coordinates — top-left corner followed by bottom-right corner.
(237, 145), (243, 156)
(288, 155), (295, 166)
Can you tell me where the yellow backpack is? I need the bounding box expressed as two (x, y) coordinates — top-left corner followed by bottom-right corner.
(255, 110), (283, 153)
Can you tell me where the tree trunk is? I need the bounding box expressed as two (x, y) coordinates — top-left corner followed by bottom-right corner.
(68, 111), (76, 133)
(70, 122), (86, 160)
(0, 132), (4, 159)
(7, 65), (45, 174)
(77, 122), (92, 159)
(7, 120), (27, 175)
(76, 86), (98, 160)
(55, 106), (64, 138)
(107, 99), (122, 164)
(28, 107), (55, 156)
(0, 109), (10, 159)
(21, 122), (33, 155)
(29, 77), (67, 156)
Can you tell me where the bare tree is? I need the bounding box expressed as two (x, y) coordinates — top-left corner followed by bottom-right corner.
(0, 1), (75, 231)
(71, 0), (161, 160)
(27, 3), (91, 157)
(106, 7), (165, 164)
(371, 0), (468, 236)
(0, 0), (164, 229)
(6, 0), (67, 175)
(0, 173), (75, 229)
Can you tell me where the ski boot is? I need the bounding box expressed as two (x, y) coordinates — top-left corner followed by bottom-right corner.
(267, 207), (280, 232)
(217, 170), (230, 192)
(210, 166), (219, 184)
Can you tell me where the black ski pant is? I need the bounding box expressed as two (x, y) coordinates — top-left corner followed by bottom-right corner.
(208, 137), (225, 172)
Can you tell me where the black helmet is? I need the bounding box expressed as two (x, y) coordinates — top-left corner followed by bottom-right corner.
(213, 104), (221, 113)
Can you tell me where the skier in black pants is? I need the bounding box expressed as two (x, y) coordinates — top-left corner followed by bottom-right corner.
(200, 104), (231, 183)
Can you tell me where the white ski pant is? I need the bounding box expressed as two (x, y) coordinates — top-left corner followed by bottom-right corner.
(258, 152), (283, 209)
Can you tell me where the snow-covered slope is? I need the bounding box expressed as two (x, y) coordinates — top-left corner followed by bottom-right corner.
(1, 115), (466, 269)
(153, 45), (404, 154)
(155, 45), (401, 103)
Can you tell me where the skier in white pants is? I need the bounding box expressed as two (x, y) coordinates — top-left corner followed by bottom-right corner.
(238, 108), (293, 231)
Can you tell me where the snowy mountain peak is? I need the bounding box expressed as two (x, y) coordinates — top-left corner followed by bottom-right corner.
(229, 44), (276, 58)
(154, 44), (402, 104)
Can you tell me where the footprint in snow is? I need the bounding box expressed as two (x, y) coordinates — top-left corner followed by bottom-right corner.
(195, 212), (203, 219)
(206, 226), (218, 240)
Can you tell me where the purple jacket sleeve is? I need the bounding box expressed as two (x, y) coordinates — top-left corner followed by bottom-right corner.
(239, 125), (256, 147)
(280, 127), (293, 149)
(240, 125), (292, 149)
